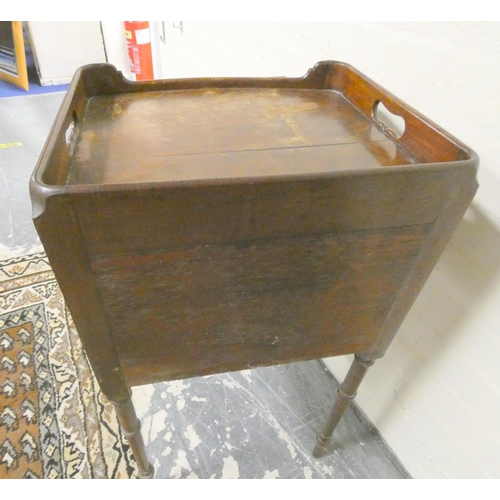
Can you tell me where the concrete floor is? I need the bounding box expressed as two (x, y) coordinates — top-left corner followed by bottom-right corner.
(0, 94), (62, 258)
(0, 92), (410, 479)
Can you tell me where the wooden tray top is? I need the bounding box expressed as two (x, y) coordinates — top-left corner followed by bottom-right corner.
(66, 87), (416, 186)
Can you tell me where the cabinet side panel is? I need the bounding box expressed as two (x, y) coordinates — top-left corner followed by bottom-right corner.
(91, 225), (432, 386)
(33, 195), (129, 401)
(68, 168), (464, 386)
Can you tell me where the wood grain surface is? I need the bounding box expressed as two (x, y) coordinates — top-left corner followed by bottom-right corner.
(67, 88), (416, 185)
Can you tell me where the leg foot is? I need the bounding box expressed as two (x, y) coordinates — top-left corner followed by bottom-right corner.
(313, 354), (374, 458)
(111, 395), (155, 479)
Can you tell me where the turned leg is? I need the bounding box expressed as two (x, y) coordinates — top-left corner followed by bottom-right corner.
(313, 354), (375, 458)
(110, 394), (155, 479)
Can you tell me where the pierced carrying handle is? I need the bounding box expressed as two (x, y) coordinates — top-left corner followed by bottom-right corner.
(325, 61), (470, 163)
(372, 100), (406, 139)
(64, 111), (80, 157)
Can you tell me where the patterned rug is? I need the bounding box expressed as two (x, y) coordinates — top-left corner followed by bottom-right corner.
(0, 252), (137, 479)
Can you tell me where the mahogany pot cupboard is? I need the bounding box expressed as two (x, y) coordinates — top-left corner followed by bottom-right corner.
(30, 61), (479, 478)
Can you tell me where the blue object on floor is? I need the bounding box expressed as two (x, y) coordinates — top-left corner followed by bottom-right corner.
(0, 79), (69, 98)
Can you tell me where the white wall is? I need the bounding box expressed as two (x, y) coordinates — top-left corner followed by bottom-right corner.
(313, 22), (500, 479)
(28, 22), (106, 85)
(107, 21), (500, 478)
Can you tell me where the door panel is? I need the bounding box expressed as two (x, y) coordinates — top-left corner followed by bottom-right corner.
(0, 21), (28, 90)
